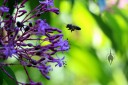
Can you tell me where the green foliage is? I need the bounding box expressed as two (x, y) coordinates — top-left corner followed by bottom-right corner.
(48, 0), (128, 85)
(0, 66), (17, 85)
(0, 69), (4, 84)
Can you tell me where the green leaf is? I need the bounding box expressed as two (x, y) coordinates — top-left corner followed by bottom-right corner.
(0, 69), (3, 85)
(70, 0), (75, 9)
(54, 0), (61, 8)
(0, 0), (3, 6)
(90, 13), (115, 46)
(1, 66), (17, 85)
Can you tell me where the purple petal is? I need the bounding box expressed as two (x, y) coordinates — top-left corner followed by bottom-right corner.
(0, 6), (9, 12)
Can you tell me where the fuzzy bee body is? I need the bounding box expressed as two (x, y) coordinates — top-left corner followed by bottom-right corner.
(66, 24), (81, 32)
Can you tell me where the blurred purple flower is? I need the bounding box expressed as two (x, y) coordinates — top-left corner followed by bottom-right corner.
(118, 0), (128, 8)
(35, 19), (50, 35)
(3, 44), (16, 58)
(98, 0), (128, 12)
(39, 0), (54, 7)
(54, 57), (65, 67)
(98, 0), (106, 12)
(0, 6), (9, 12)
(23, 81), (42, 85)
(54, 38), (69, 51)
(46, 7), (59, 14)
(0, 0), (69, 85)
(38, 65), (52, 80)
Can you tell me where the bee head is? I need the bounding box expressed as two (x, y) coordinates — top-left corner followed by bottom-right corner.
(66, 24), (72, 28)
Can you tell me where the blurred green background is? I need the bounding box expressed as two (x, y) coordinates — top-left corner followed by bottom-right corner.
(3, 0), (128, 85)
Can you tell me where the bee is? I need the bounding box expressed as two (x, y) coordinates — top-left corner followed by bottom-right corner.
(66, 24), (81, 32)
(108, 50), (114, 65)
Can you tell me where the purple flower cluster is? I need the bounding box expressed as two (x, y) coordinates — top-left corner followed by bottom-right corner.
(0, 0), (69, 85)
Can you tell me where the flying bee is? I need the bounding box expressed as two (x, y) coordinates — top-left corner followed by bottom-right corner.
(108, 50), (114, 65)
(66, 24), (81, 32)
